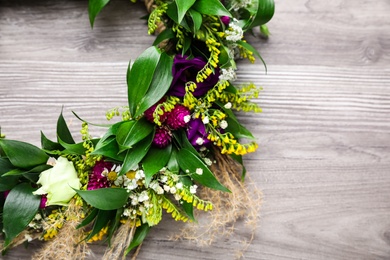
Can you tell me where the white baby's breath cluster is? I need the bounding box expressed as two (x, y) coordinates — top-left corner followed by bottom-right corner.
(225, 19), (243, 42)
(219, 67), (237, 82)
(229, 0), (252, 11)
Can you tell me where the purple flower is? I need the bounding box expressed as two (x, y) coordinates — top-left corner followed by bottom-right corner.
(166, 105), (190, 130)
(153, 127), (172, 148)
(186, 118), (211, 149)
(168, 55), (220, 97)
(87, 160), (112, 190)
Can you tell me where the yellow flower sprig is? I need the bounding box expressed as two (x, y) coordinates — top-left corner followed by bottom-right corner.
(147, 0), (168, 35)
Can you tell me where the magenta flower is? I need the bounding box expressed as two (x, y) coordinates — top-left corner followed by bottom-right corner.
(144, 99), (167, 123)
(40, 195), (47, 208)
(168, 55), (220, 97)
(186, 118), (211, 149)
(221, 16), (230, 26)
(87, 160), (112, 190)
(153, 127), (172, 148)
(166, 105), (190, 130)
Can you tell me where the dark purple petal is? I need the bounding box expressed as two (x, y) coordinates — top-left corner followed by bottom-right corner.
(169, 55), (220, 98)
(221, 16), (230, 26)
(186, 118), (211, 149)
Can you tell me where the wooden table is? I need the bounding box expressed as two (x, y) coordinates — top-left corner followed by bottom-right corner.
(1, 0), (389, 259)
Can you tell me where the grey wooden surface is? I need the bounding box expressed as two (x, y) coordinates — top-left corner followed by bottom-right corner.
(1, 0), (390, 259)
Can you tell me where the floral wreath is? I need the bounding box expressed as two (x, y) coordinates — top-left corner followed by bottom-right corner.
(0, 0), (274, 259)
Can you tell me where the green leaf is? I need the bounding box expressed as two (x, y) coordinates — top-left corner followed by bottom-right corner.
(58, 137), (98, 155)
(3, 164), (51, 177)
(119, 135), (153, 176)
(107, 208), (123, 246)
(75, 188), (129, 210)
(188, 9), (202, 33)
(88, 0), (110, 27)
(3, 183), (40, 247)
(125, 224), (151, 255)
(175, 0), (196, 24)
(142, 144), (172, 186)
(236, 40), (267, 71)
(0, 176), (19, 192)
(166, 149), (180, 174)
(0, 139), (49, 169)
(166, 2), (178, 24)
(135, 53), (174, 118)
(41, 131), (62, 151)
(247, 0), (275, 29)
(84, 209), (116, 242)
(116, 118), (154, 151)
(77, 208), (99, 229)
(57, 111), (75, 145)
(91, 136), (125, 162)
(127, 47), (161, 116)
(192, 0), (232, 17)
(177, 148), (230, 192)
(153, 28), (175, 46)
(229, 154), (247, 181)
(181, 201), (195, 221)
(0, 158), (14, 175)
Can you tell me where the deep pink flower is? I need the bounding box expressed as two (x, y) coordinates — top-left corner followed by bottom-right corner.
(40, 195), (47, 208)
(87, 160), (112, 190)
(144, 99), (167, 123)
(153, 127), (172, 148)
(221, 16), (230, 26)
(166, 105), (190, 130)
(168, 55), (220, 97)
(187, 118), (211, 149)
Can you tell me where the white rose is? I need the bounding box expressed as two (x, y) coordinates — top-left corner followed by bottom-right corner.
(33, 157), (80, 206)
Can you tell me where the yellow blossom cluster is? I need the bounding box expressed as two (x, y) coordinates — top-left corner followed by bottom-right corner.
(42, 210), (65, 240)
(88, 226), (108, 242)
(208, 132), (258, 156)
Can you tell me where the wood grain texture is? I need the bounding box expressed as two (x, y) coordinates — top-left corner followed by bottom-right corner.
(1, 0), (390, 259)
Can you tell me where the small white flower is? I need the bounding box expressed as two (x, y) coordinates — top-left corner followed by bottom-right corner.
(219, 120), (228, 129)
(135, 170), (145, 180)
(185, 169), (190, 173)
(195, 168), (203, 175)
(123, 208), (131, 217)
(160, 175), (168, 183)
(156, 186), (164, 195)
(138, 191), (149, 202)
(196, 137), (204, 146)
(204, 158), (212, 166)
(190, 185), (198, 194)
(202, 116), (209, 124)
(224, 102), (232, 109)
(170, 186), (177, 194)
(176, 182), (183, 189)
(219, 68), (237, 82)
(184, 115), (191, 123)
(174, 193), (182, 201)
(163, 185), (171, 192)
(24, 234), (33, 242)
(225, 22), (243, 42)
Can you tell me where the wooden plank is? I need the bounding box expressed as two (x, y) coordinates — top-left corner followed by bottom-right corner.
(0, 0), (390, 259)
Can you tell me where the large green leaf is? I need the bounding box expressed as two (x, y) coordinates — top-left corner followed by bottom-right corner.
(76, 188), (129, 210)
(0, 139), (49, 169)
(88, 0), (110, 27)
(188, 9), (202, 33)
(41, 131), (62, 151)
(134, 53), (174, 118)
(247, 0), (275, 29)
(91, 136), (125, 162)
(77, 208), (99, 229)
(3, 183), (40, 247)
(153, 28), (175, 46)
(125, 223), (151, 255)
(119, 135), (153, 176)
(0, 157), (14, 175)
(127, 47), (161, 116)
(116, 118), (154, 151)
(175, 0), (196, 24)
(142, 144), (172, 186)
(0, 176), (19, 192)
(192, 0), (231, 17)
(57, 111), (75, 144)
(3, 164), (51, 177)
(177, 148), (230, 192)
(84, 209), (116, 242)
